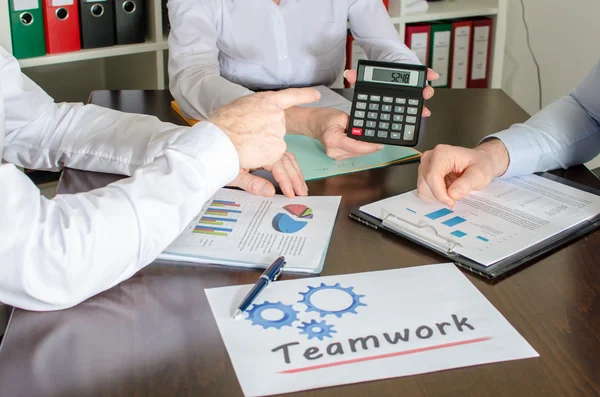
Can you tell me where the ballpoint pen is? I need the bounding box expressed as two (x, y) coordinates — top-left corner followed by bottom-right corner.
(233, 256), (286, 319)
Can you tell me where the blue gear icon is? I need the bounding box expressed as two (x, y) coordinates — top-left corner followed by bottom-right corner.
(246, 301), (300, 330)
(297, 282), (366, 318)
(298, 319), (337, 340)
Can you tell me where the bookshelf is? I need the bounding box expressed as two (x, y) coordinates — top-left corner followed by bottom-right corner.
(389, 0), (508, 88)
(0, 0), (507, 100)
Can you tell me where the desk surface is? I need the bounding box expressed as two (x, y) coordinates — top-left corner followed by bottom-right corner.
(1, 89), (599, 397)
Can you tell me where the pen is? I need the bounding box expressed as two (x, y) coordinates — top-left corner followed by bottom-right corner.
(233, 256), (286, 319)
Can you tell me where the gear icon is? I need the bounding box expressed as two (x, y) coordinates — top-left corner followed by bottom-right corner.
(246, 301), (300, 330)
(297, 283), (366, 318)
(298, 319), (337, 340)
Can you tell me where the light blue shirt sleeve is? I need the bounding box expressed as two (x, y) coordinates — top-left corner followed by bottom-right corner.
(486, 59), (600, 177)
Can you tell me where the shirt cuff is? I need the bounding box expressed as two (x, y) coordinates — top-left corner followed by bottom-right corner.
(170, 121), (240, 188)
(480, 126), (542, 178)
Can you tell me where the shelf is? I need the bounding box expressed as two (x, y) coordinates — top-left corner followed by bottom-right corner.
(18, 40), (169, 69)
(390, 0), (499, 24)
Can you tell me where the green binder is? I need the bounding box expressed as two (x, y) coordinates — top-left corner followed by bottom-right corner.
(8, 0), (46, 59)
(428, 22), (453, 88)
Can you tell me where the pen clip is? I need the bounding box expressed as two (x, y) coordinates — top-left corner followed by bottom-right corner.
(272, 262), (286, 281)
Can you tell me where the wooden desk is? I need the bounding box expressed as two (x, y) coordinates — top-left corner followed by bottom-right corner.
(0, 90), (598, 397)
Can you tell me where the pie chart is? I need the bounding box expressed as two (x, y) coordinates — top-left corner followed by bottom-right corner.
(272, 205), (314, 233)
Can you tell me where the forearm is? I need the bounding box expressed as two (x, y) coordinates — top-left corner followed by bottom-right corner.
(475, 139), (510, 177)
(169, 62), (253, 119)
(485, 93), (600, 177)
(4, 102), (196, 176)
(0, 124), (239, 311)
(284, 106), (316, 138)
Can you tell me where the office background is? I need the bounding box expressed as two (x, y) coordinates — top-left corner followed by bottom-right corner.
(1, 0), (600, 166)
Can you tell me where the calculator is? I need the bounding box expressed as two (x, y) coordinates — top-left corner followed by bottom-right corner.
(346, 60), (428, 147)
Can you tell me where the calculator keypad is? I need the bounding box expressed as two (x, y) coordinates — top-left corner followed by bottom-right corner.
(350, 93), (421, 143)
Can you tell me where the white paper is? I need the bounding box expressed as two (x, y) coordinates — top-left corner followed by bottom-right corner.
(13, 0), (39, 11)
(299, 85), (351, 114)
(409, 32), (428, 66)
(361, 174), (600, 266)
(431, 30), (451, 87)
(451, 26), (471, 89)
(159, 188), (341, 273)
(52, 0), (74, 6)
(206, 263), (538, 397)
(471, 26), (490, 81)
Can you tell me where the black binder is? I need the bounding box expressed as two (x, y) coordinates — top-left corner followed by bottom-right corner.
(349, 173), (600, 280)
(79, 0), (115, 49)
(114, 0), (146, 45)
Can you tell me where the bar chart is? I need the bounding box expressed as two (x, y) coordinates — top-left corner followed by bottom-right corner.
(195, 199), (242, 236)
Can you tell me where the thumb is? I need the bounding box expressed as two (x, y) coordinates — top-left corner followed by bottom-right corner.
(231, 172), (276, 197)
(343, 69), (358, 84)
(267, 87), (321, 110)
(447, 166), (488, 201)
(337, 134), (384, 155)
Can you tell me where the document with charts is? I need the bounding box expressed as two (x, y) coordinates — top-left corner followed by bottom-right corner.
(159, 188), (341, 273)
(359, 174), (600, 267)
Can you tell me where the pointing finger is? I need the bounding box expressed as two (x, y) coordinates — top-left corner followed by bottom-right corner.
(266, 88), (321, 110)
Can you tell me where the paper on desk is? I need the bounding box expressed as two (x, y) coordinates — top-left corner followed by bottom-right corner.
(159, 188), (340, 273)
(299, 85), (353, 114)
(360, 174), (600, 266)
(284, 134), (420, 181)
(289, 85), (420, 180)
(206, 263), (538, 397)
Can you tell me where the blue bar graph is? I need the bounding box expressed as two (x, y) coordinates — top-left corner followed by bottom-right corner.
(451, 230), (467, 238)
(477, 236), (489, 242)
(425, 208), (453, 220)
(442, 216), (466, 227)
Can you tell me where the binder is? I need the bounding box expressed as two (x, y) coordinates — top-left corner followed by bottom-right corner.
(114, 0), (145, 45)
(468, 17), (493, 88)
(344, 29), (353, 88)
(449, 20), (472, 89)
(78, 0), (115, 49)
(42, 0), (81, 54)
(428, 22), (452, 88)
(8, 0), (46, 59)
(349, 173), (600, 279)
(404, 23), (430, 66)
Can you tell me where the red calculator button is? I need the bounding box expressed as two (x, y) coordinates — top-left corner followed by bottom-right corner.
(351, 128), (363, 136)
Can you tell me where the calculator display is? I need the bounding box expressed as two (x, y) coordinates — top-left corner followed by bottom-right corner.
(360, 65), (423, 87)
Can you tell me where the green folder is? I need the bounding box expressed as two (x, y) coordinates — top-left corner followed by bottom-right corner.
(429, 22), (453, 88)
(284, 134), (420, 181)
(8, 0), (46, 59)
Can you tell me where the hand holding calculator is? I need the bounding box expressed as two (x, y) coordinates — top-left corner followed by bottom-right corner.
(346, 60), (428, 147)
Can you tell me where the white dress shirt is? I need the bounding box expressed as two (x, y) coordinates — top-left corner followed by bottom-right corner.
(168, 0), (421, 119)
(0, 46), (239, 311)
(488, 59), (600, 176)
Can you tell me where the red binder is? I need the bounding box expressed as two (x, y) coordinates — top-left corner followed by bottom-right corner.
(42, 0), (81, 54)
(405, 24), (431, 66)
(468, 18), (493, 88)
(449, 20), (472, 89)
(345, 30), (353, 88)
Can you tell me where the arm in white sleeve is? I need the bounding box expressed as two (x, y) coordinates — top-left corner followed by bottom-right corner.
(167, 0), (253, 119)
(0, 49), (241, 311)
(348, 0), (421, 65)
(1, 46), (210, 176)
(486, 59), (600, 177)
